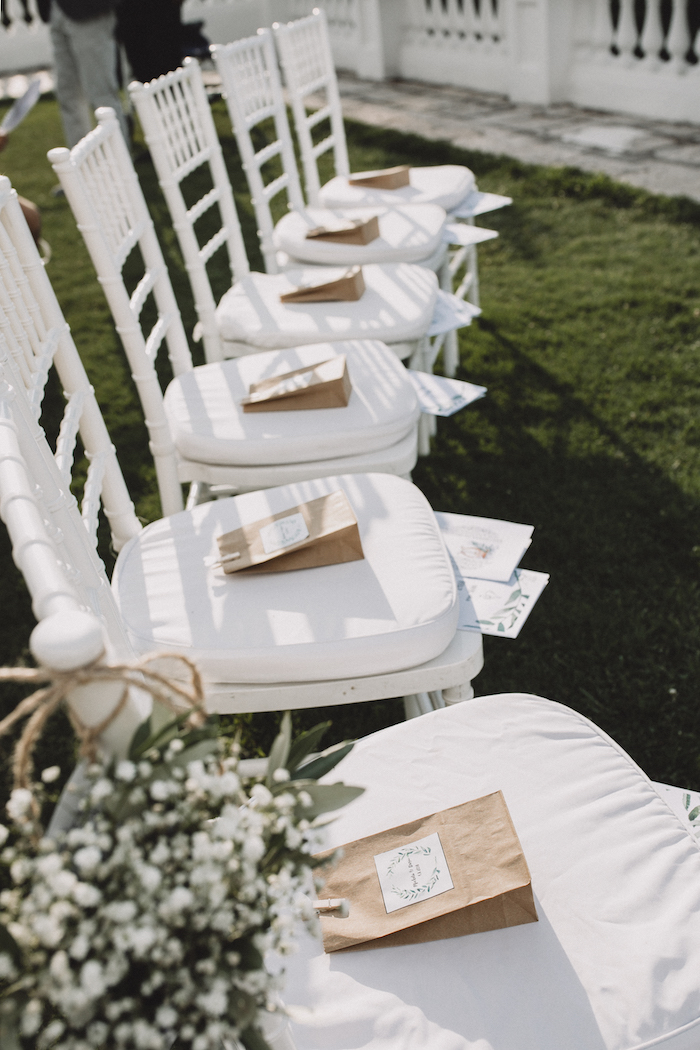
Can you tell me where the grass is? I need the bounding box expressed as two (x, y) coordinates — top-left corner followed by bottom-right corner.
(1, 93), (700, 802)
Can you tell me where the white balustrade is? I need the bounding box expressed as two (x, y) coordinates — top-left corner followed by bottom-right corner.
(1, 1), (699, 129)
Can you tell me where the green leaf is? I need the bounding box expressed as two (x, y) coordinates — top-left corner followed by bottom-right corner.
(227, 988), (257, 1031)
(296, 781), (364, 819)
(0, 923), (21, 966)
(688, 806), (700, 821)
(290, 741), (355, 782)
(287, 721), (331, 772)
(239, 1024), (273, 1050)
(266, 712), (292, 786)
(128, 716), (152, 760)
(230, 936), (264, 972)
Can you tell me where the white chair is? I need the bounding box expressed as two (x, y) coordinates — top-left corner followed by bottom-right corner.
(127, 58), (455, 375)
(281, 693), (700, 1050)
(272, 8), (512, 310)
(211, 28), (494, 381)
(210, 31), (497, 277)
(48, 110), (422, 511)
(0, 174), (483, 718)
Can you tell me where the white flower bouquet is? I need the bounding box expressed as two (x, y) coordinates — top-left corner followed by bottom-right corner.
(0, 710), (361, 1050)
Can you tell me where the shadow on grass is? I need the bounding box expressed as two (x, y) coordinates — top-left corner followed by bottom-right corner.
(415, 316), (700, 788)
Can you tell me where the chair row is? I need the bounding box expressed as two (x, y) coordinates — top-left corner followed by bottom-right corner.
(0, 176), (483, 724)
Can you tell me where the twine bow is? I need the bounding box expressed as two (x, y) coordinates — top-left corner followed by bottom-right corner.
(0, 653), (207, 797)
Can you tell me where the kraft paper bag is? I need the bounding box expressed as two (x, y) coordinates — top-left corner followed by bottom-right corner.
(280, 266), (365, 303)
(348, 165), (410, 190)
(305, 216), (380, 245)
(317, 791), (538, 953)
(216, 490), (364, 575)
(240, 356), (352, 413)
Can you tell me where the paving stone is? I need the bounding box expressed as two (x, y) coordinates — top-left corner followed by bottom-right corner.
(335, 73), (700, 202)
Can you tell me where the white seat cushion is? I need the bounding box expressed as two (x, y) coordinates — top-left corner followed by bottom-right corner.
(273, 205), (446, 265)
(111, 474), (458, 682)
(215, 264), (438, 351)
(282, 695), (700, 1050)
(318, 165), (476, 213)
(163, 341), (419, 467)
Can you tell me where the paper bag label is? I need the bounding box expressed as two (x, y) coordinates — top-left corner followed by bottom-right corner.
(259, 512), (310, 554)
(374, 832), (454, 914)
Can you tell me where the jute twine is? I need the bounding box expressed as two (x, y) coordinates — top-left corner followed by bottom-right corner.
(0, 653), (207, 801)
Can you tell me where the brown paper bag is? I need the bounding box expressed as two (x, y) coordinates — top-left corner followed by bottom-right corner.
(348, 165), (410, 190)
(317, 791), (537, 953)
(305, 216), (380, 245)
(240, 356), (352, 413)
(280, 266), (365, 303)
(216, 489), (364, 575)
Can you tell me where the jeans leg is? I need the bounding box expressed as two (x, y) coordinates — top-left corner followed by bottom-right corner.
(50, 7), (93, 147)
(51, 8), (129, 148)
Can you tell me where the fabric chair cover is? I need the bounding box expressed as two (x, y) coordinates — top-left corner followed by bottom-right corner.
(163, 341), (420, 467)
(112, 473), (459, 682)
(282, 693), (700, 1050)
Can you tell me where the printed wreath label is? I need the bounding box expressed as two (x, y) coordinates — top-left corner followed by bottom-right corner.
(374, 831), (454, 914)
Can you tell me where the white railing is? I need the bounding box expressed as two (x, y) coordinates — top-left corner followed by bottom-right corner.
(2, 0), (699, 125)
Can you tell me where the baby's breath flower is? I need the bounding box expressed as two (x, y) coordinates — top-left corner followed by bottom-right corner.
(6, 788), (34, 822)
(115, 760), (136, 782)
(0, 720), (348, 1050)
(41, 766), (61, 784)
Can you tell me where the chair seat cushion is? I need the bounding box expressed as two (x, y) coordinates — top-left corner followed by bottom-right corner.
(163, 341), (419, 466)
(318, 165), (475, 213)
(283, 695), (700, 1050)
(215, 264), (438, 350)
(273, 205), (446, 265)
(111, 473), (458, 682)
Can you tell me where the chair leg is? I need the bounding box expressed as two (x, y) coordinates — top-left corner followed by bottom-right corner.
(417, 414), (431, 457)
(444, 328), (459, 378)
(186, 481), (211, 509)
(403, 692), (434, 719)
(428, 690), (445, 710)
(442, 682), (475, 705)
(467, 242), (480, 309)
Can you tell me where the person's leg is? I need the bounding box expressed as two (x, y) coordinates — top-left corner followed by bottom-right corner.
(50, 5), (93, 147)
(68, 10), (130, 146)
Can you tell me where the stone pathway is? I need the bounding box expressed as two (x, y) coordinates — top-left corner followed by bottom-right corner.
(331, 74), (700, 203)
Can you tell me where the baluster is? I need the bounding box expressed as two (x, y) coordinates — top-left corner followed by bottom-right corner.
(482, 0), (498, 43)
(446, 0), (462, 46)
(664, 0), (691, 70)
(591, 0), (615, 60)
(491, 0), (504, 42)
(612, 0), (638, 60)
(640, 0), (666, 63)
(472, 0), (484, 42)
(436, 0), (451, 41)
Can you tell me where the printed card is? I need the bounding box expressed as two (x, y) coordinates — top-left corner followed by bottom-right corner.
(259, 512), (310, 555)
(407, 371), (486, 417)
(436, 512), (533, 582)
(454, 566), (550, 638)
(374, 831), (454, 915)
(426, 290), (481, 337)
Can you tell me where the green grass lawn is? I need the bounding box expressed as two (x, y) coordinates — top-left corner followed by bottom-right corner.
(1, 94), (700, 801)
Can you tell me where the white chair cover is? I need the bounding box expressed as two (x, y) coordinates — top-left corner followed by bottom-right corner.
(283, 694), (700, 1050)
(163, 341), (419, 467)
(112, 473), (459, 682)
(215, 264), (438, 354)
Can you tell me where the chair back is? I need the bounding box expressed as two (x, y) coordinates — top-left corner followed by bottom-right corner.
(48, 108), (190, 516)
(0, 178), (141, 660)
(273, 9), (350, 207)
(0, 176), (140, 553)
(128, 59), (250, 364)
(212, 30), (307, 275)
